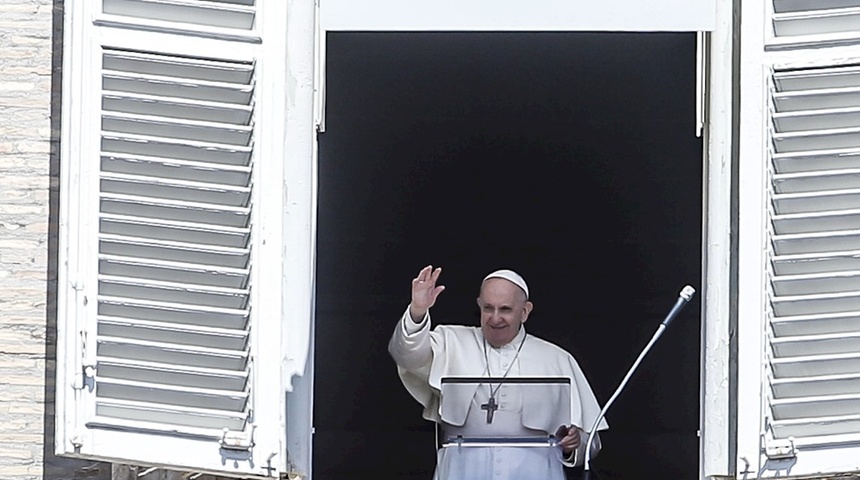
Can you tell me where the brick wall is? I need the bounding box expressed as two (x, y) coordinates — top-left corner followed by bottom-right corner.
(0, 1), (109, 479)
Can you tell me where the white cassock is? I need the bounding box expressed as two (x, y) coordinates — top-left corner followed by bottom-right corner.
(389, 309), (609, 480)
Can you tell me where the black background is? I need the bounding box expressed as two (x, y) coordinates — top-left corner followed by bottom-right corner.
(314, 32), (703, 480)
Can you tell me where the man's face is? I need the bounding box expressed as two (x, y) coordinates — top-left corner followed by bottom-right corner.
(477, 278), (533, 348)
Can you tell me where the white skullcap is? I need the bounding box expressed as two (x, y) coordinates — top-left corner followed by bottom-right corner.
(483, 269), (529, 299)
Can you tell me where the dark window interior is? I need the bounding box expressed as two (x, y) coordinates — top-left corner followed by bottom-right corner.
(315, 32), (703, 480)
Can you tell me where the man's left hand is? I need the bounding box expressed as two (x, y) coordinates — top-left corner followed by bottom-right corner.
(555, 425), (581, 454)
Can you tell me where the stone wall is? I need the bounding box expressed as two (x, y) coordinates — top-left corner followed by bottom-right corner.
(0, 1), (110, 478)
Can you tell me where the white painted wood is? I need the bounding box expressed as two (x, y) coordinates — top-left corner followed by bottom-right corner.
(56, 0), (315, 477)
(280, 0), (318, 476)
(735, 1), (860, 475)
(699, 0), (737, 477)
(768, 71), (860, 434)
(56, 0), (91, 458)
(769, 1), (860, 49)
(320, 0), (716, 32)
(736, 0), (768, 475)
(103, 0), (257, 30)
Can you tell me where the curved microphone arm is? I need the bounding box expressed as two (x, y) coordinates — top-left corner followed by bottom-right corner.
(583, 285), (696, 474)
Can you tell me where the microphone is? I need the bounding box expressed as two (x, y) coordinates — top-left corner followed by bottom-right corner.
(582, 285), (697, 479)
(662, 285), (696, 328)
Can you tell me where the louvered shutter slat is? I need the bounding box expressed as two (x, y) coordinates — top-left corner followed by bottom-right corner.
(773, 251), (860, 275)
(774, 128), (860, 152)
(773, 150), (860, 174)
(774, 229), (860, 254)
(98, 316), (249, 349)
(767, 64), (860, 445)
(103, 93), (253, 124)
(100, 235), (251, 268)
(774, 8), (860, 38)
(774, 91), (860, 111)
(772, 0), (860, 42)
(774, 271), (860, 296)
(772, 416), (860, 438)
(104, 0), (256, 30)
(102, 134), (252, 165)
(101, 215), (251, 247)
(776, 67), (860, 88)
(99, 298), (248, 331)
(96, 378), (249, 411)
(773, 352), (860, 377)
(774, 191), (860, 214)
(775, 0), (860, 13)
(772, 209), (860, 234)
(774, 170), (860, 192)
(772, 312), (860, 336)
(772, 291), (860, 316)
(99, 276), (249, 308)
(99, 255), (249, 288)
(98, 336), (248, 370)
(97, 358), (248, 390)
(774, 108), (860, 132)
(104, 52), (255, 82)
(774, 394), (860, 418)
(100, 195), (250, 227)
(101, 173), (251, 206)
(102, 154), (252, 186)
(773, 373), (860, 397)
(102, 91), (252, 124)
(103, 73), (254, 104)
(772, 332), (860, 356)
(95, 399), (247, 430)
(103, 113), (253, 145)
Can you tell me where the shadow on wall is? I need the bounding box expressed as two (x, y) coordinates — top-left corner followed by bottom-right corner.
(41, 1), (111, 478)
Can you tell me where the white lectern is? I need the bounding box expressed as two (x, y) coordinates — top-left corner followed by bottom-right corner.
(434, 377), (571, 480)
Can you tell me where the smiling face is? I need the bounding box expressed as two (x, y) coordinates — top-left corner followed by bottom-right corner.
(477, 278), (533, 348)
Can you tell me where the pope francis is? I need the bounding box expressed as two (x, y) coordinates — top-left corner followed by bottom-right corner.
(389, 265), (609, 480)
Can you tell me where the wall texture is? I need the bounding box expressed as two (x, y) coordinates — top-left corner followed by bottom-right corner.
(0, 1), (110, 478)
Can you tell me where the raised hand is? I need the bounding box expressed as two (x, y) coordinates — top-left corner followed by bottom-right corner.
(409, 265), (445, 321)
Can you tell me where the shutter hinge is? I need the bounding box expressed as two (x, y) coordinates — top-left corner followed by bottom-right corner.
(220, 425), (256, 451)
(74, 331), (96, 389)
(764, 436), (797, 460)
(72, 281), (96, 390)
(80, 328), (97, 382)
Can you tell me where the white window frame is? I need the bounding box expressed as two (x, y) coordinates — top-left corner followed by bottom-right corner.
(699, 1), (737, 479)
(320, 3), (723, 480)
(320, 0), (716, 32)
(55, 1), (317, 477)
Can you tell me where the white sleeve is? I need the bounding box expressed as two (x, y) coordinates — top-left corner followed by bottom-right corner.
(403, 307), (428, 334)
(388, 306), (433, 371)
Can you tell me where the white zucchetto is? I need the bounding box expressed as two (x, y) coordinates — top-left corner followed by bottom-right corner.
(483, 269), (529, 299)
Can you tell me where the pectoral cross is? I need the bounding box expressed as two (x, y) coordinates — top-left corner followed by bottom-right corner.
(481, 396), (498, 424)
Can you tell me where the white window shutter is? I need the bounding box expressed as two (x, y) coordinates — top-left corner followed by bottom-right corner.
(737, 0), (860, 475)
(55, 1), (310, 477)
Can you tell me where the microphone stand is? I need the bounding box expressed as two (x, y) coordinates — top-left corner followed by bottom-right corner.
(582, 285), (696, 480)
